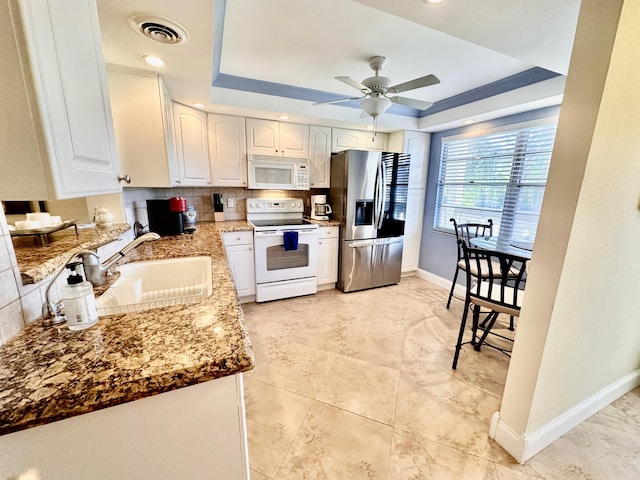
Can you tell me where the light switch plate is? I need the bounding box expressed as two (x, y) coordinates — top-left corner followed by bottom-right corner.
(227, 198), (235, 208)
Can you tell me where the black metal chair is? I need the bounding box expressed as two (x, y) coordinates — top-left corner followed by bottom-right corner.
(452, 239), (529, 370)
(446, 218), (494, 309)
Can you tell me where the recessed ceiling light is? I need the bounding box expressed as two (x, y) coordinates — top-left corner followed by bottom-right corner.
(192, 103), (206, 109)
(463, 119), (476, 125)
(143, 55), (165, 67)
(279, 115), (289, 120)
(423, 0), (447, 4)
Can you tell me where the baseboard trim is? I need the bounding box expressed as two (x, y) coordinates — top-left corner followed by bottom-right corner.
(415, 268), (466, 298)
(491, 369), (640, 463)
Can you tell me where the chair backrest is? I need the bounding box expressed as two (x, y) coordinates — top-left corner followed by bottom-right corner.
(458, 239), (528, 317)
(450, 218), (494, 262)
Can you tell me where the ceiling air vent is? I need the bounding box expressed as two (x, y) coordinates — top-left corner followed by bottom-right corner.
(129, 15), (188, 45)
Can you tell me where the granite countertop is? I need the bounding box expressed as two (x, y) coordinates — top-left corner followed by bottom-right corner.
(305, 218), (341, 227)
(0, 221), (255, 436)
(12, 223), (131, 284)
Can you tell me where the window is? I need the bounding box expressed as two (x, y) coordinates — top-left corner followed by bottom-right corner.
(433, 120), (557, 243)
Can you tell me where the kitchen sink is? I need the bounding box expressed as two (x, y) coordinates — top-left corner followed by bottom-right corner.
(96, 256), (212, 315)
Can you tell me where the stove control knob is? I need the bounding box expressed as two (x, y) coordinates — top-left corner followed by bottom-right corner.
(248, 202), (255, 209)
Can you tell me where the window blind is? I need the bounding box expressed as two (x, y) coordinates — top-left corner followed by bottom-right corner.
(433, 121), (557, 243)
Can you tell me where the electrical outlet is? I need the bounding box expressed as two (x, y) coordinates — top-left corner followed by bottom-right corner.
(227, 198), (235, 208)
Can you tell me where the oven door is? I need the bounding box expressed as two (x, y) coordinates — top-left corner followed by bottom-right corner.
(254, 228), (319, 283)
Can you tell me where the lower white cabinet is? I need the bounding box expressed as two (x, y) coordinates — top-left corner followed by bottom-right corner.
(222, 231), (256, 301)
(402, 188), (426, 272)
(317, 226), (339, 287)
(0, 374), (250, 480)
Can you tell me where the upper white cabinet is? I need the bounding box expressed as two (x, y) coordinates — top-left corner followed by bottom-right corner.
(388, 130), (431, 189)
(208, 114), (247, 187)
(246, 119), (309, 157)
(309, 126), (332, 188)
(107, 67), (177, 188)
(173, 103), (211, 186)
(0, 0), (122, 200)
(331, 128), (389, 153)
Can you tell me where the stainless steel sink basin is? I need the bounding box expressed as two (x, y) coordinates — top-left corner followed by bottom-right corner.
(96, 256), (212, 315)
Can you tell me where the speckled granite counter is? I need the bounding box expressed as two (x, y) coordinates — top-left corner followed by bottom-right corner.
(12, 223), (131, 284)
(0, 221), (255, 436)
(305, 218), (341, 227)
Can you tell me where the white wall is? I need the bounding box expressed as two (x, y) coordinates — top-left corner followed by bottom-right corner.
(495, 0), (640, 462)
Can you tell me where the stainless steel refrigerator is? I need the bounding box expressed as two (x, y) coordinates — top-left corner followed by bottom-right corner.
(329, 150), (410, 292)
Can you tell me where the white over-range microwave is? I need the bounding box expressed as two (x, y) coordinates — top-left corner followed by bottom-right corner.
(247, 154), (310, 190)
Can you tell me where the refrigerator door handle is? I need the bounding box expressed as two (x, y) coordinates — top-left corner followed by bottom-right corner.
(377, 159), (387, 230)
(374, 159), (384, 230)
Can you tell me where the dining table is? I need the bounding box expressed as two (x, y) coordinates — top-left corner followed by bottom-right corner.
(469, 236), (533, 260)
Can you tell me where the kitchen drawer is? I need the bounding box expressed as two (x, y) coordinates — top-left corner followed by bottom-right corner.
(222, 231), (254, 246)
(318, 226), (339, 239)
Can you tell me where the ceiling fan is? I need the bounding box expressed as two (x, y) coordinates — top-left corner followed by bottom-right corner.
(314, 55), (440, 118)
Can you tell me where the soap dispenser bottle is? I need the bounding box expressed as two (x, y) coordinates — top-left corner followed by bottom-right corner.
(61, 262), (99, 331)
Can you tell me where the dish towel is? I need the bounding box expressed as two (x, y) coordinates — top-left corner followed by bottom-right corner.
(283, 231), (299, 251)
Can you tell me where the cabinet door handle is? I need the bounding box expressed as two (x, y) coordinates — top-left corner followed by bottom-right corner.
(118, 174), (131, 184)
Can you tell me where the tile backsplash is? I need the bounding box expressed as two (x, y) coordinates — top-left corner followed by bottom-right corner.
(122, 186), (322, 228)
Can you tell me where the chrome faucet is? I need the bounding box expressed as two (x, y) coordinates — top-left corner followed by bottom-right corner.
(79, 232), (161, 286)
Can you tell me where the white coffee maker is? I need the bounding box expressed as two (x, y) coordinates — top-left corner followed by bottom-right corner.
(310, 194), (332, 220)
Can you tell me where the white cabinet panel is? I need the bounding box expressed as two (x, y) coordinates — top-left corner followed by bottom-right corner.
(173, 103), (211, 186)
(0, 0), (121, 199)
(246, 118), (309, 157)
(107, 67), (176, 188)
(208, 114), (247, 187)
(402, 188), (426, 272)
(309, 126), (332, 188)
(317, 226), (339, 286)
(331, 128), (389, 153)
(222, 232), (255, 300)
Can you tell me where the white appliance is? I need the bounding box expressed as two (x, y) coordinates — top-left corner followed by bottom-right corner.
(310, 194), (332, 220)
(247, 198), (319, 302)
(247, 154), (310, 190)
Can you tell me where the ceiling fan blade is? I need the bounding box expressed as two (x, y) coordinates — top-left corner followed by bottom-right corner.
(389, 96), (434, 110)
(335, 76), (368, 92)
(313, 95), (365, 106)
(388, 74), (440, 94)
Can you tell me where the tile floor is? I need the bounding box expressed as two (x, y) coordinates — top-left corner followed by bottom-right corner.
(241, 276), (640, 479)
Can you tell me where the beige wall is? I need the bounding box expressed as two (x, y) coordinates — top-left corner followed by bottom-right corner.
(498, 0), (640, 461)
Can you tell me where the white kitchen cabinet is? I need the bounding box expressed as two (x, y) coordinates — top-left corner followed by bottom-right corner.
(388, 130), (430, 189)
(388, 130), (431, 273)
(173, 103), (211, 186)
(317, 226), (339, 288)
(107, 67), (177, 187)
(208, 114), (247, 187)
(222, 231), (256, 301)
(309, 125), (332, 188)
(0, 374), (250, 480)
(0, 0), (122, 200)
(246, 118), (309, 157)
(331, 128), (389, 152)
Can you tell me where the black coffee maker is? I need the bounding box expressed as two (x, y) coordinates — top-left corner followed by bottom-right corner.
(147, 199), (185, 236)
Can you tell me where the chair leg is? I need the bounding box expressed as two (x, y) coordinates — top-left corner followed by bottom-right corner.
(452, 299), (471, 369)
(474, 311), (499, 351)
(447, 265), (461, 309)
(509, 315), (515, 331)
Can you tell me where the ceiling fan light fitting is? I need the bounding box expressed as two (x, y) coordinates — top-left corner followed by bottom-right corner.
(360, 95), (392, 117)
